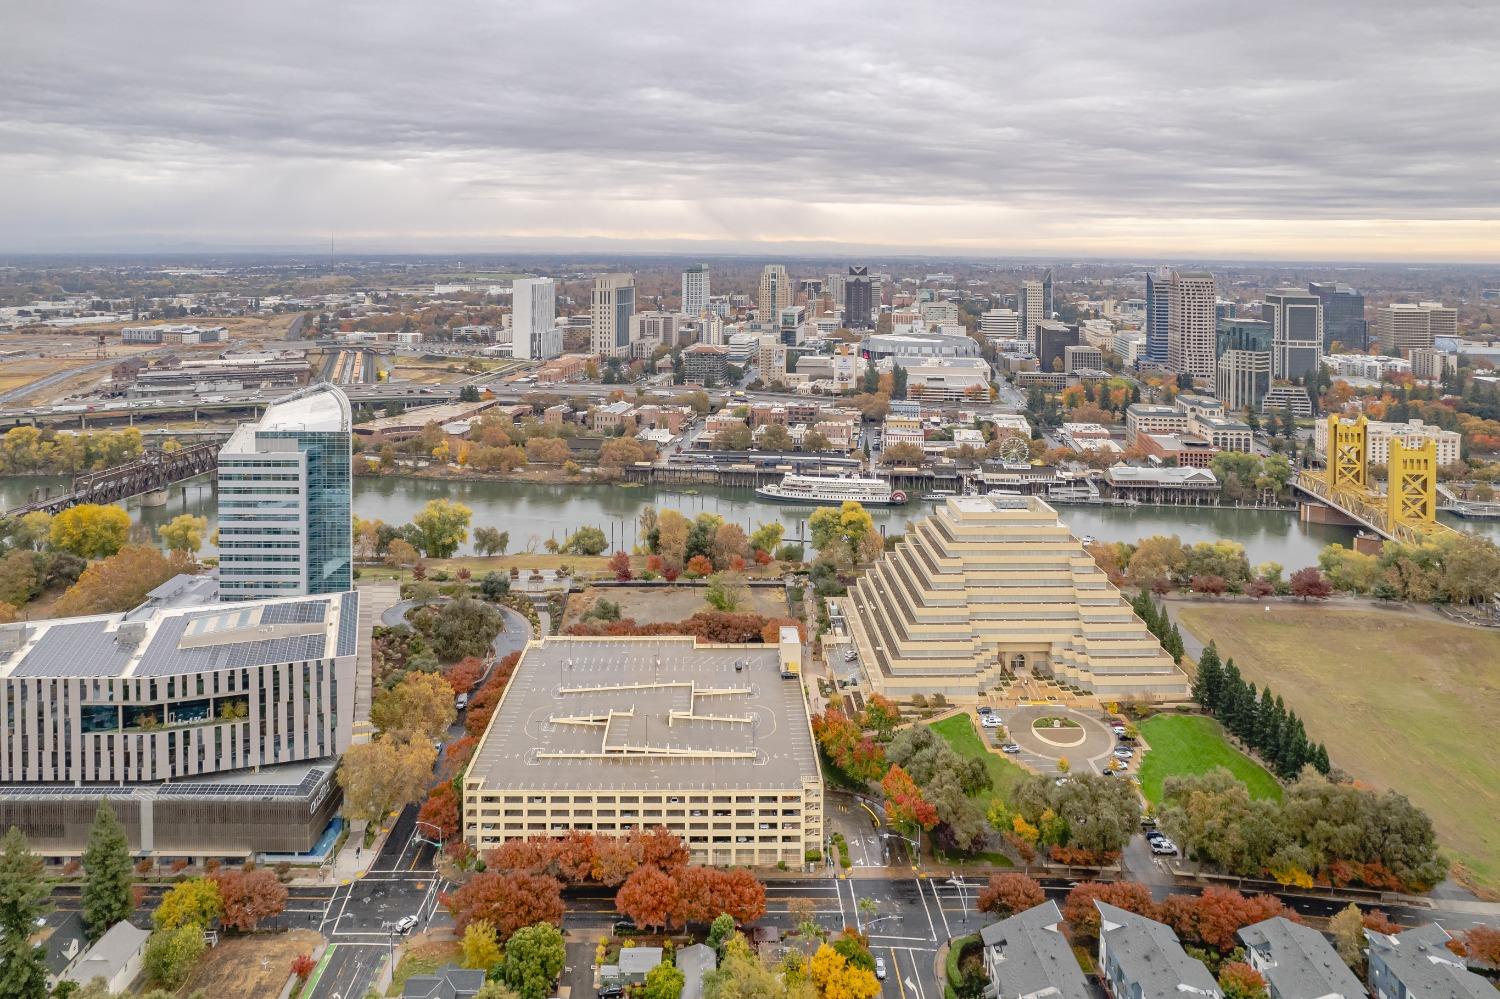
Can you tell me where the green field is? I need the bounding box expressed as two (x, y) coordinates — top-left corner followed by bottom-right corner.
(929, 713), (1028, 810)
(1136, 714), (1282, 805)
(1176, 603), (1500, 894)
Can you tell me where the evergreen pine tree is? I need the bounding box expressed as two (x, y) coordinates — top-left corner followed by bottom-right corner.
(81, 802), (133, 938)
(0, 827), (50, 999)
(1253, 687), (1277, 755)
(1233, 682), (1258, 740)
(1167, 622), (1185, 664)
(1312, 742), (1331, 775)
(1191, 642), (1222, 711)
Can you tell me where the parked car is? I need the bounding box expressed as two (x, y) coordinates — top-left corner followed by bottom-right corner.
(599, 987), (625, 999)
(874, 958), (886, 981)
(455, 693), (469, 711)
(1111, 723), (1127, 736)
(981, 715), (1003, 728)
(394, 915), (418, 934)
(977, 705), (993, 715)
(1001, 743), (1021, 754)
(1150, 837), (1179, 856)
(613, 919), (639, 936)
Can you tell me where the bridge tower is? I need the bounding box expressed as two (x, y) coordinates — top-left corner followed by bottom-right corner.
(1387, 435), (1438, 533)
(1324, 415), (1368, 493)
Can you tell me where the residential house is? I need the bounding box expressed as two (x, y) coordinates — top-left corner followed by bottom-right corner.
(1237, 916), (1364, 999)
(1366, 924), (1493, 999)
(63, 921), (151, 994)
(401, 964), (487, 999)
(1095, 901), (1223, 999)
(980, 901), (1090, 999)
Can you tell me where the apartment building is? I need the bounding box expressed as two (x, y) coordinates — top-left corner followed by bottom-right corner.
(217, 385), (352, 601)
(840, 496), (1189, 701)
(1410, 347), (1459, 382)
(1096, 903), (1222, 999)
(1314, 417), (1461, 468)
(462, 637), (823, 867)
(1167, 272), (1217, 382)
(681, 264), (710, 318)
(511, 278), (559, 360)
(1375, 302), (1457, 356)
(758, 265), (791, 327)
(0, 588), (358, 856)
(1018, 280), (1046, 349)
(1238, 917), (1365, 999)
(591, 273), (637, 358)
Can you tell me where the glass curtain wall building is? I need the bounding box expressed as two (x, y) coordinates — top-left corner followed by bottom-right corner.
(217, 384), (352, 600)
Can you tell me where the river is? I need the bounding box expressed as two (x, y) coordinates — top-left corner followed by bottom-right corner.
(7, 473), (1498, 568)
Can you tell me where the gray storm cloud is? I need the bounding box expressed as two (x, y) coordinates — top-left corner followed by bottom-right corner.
(1, 0), (1497, 258)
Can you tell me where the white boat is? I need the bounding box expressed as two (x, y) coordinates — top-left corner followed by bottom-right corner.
(923, 489), (957, 502)
(756, 473), (907, 506)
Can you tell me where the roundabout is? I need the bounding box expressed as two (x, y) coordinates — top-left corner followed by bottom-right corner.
(1000, 704), (1116, 768)
(1029, 716), (1086, 748)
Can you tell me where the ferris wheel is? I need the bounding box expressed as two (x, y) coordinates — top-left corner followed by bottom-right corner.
(997, 434), (1030, 463)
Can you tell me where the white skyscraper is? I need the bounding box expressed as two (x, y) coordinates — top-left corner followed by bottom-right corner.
(682, 264), (710, 318)
(1019, 280), (1045, 351)
(511, 277), (559, 360)
(217, 384), (352, 601)
(1167, 271), (1217, 382)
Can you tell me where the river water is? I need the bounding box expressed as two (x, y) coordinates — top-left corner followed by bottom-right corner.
(7, 473), (1497, 568)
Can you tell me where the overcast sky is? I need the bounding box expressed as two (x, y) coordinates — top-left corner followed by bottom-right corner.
(2, 0), (1498, 260)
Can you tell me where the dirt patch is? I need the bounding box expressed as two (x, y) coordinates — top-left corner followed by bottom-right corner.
(565, 583), (789, 628)
(178, 928), (324, 997)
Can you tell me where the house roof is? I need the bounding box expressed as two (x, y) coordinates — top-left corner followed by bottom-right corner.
(1095, 902), (1222, 999)
(1237, 916), (1364, 999)
(64, 920), (150, 984)
(978, 901), (1090, 999)
(401, 964), (487, 999)
(620, 946), (665, 974)
(678, 943), (718, 999)
(1366, 924), (1493, 999)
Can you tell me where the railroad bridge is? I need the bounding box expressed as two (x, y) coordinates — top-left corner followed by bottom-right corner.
(1291, 414), (1456, 544)
(4, 441), (219, 517)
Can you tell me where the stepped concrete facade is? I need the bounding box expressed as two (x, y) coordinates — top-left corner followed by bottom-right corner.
(839, 495), (1188, 701)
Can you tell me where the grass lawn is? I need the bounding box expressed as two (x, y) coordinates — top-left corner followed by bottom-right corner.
(929, 713), (1028, 810)
(1176, 603), (1500, 894)
(387, 939), (463, 996)
(1136, 714), (1281, 805)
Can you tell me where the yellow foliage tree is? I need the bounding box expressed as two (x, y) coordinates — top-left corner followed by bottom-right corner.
(371, 672), (456, 742)
(463, 919), (503, 970)
(157, 514), (208, 553)
(50, 503), (131, 558)
(1011, 814), (1040, 845)
(808, 944), (879, 999)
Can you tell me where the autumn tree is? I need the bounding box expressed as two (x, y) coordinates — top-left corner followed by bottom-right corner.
(1460, 925), (1500, 965)
(644, 961), (686, 999)
(371, 671), (456, 742)
(153, 878), (222, 930)
(411, 499), (473, 558)
(1328, 904), (1366, 969)
(705, 935), (784, 999)
(445, 871), (564, 940)
(473, 527), (510, 556)
(337, 735), (437, 823)
(609, 550), (633, 581)
(462, 919), (503, 970)
(444, 657), (485, 695)
(1063, 882), (1157, 941)
(1158, 888), (1291, 952)
(418, 783), (461, 842)
(1289, 566), (1332, 600)
(616, 865), (680, 931)
(809, 941), (880, 999)
(50, 504), (131, 558)
(157, 513), (208, 553)
(499, 922), (566, 999)
(385, 537), (421, 568)
(54, 545), (194, 617)
(212, 867), (287, 931)
(144, 923), (206, 989)
(975, 874), (1044, 918)
(880, 765), (938, 831)
(1217, 962), (1268, 999)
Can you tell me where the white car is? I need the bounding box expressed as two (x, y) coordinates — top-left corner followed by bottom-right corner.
(874, 958), (886, 981)
(1150, 838), (1178, 856)
(394, 915), (418, 934)
(1113, 748), (1134, 760)
(981, 715), (1003, 728)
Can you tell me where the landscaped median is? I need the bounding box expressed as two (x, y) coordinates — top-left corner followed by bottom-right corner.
(1136, 714), (1281, 805)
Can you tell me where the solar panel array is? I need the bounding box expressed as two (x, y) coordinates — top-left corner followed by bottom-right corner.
(336, 591), (359, 658)
(0, 764), (332, 801)
(8, 621), (136, 678)
(260, 600), (326, 626)
(135, 614), (327, 676)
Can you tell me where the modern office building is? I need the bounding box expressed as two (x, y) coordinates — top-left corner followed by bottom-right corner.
(1375, 302), (1457, 356)
(1167, 271), (1217, 382)
(1308, 281), (1367, 350)
(1262, 287), (1323, 381)
(979, 308), (1021, 341)
(1215, 318), (1273, 414)
(1064, 345), (1103, 373)
(758, 265), (791, 328)
(845, 266), (874, 329)
(840, 496), (1189, 701)
(0, 585), (358, 857)
(1144, 268), (1172, 364)
(511, 277), (559, 360)
(1035, 322), (1080, 373)
(591, 273), (637, 358)
(681, 344), (729, 385)
(681, 264), (710, 318)
(462, 636), (823, 867)
(1041, 268), (1053, 319)
(1019, 280), (1046, 350)
(217, 384), (352, 601)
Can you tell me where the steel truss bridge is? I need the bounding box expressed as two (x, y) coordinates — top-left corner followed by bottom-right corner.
(1291, 414), (1456, 545)
(4, 441), (219, 517)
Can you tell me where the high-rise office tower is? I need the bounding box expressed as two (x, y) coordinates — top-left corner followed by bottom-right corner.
(845, 266), (874, 329)
(591, 273), (636, 358)
(1308, 282), (1367, 350)
(681, 264), (709, 318)
(217, 384), (352, 601)
(1041, 269), (1053, 319)
(1262, 287), (1324, 381)
(1144, 268), (1172, 364)
(1167, 271), (1217, 382)
(1019, 280), (1046, 351)
(1215, 318), (1273, 413)
(511, 277), (558, 360)
(979, 308), (1021, 340)
(825, 272), (847, 308)
(1375, 302), (1455, 356)
(758, 264), (791, 327)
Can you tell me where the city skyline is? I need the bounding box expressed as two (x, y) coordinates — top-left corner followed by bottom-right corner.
(2, 1), (1498, 261)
